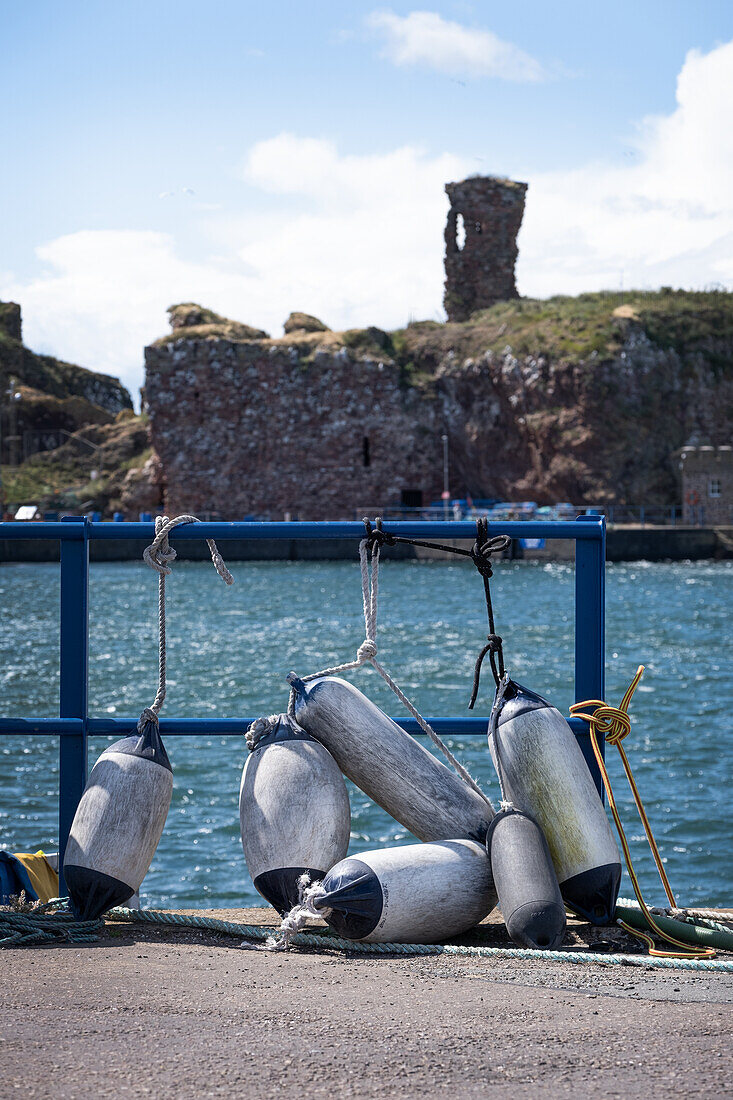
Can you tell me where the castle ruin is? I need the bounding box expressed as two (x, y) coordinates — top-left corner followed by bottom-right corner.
(443, 176), (527, 322)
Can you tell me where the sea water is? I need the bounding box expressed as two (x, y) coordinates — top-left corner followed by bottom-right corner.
(0, 558), (731, 908)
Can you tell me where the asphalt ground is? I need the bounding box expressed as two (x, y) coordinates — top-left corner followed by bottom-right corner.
(1, 907), (731, 1099)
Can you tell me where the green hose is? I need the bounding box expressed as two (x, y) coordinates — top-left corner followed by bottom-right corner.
(615, 901), (733, 953)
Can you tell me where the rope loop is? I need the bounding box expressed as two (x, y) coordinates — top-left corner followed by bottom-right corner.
(264, 873), (328, 952)
(143, 514), (234, 585)
(245, 714), (280, 753)
(137, 706), (160, 733)
(470, 518), (511, 579)
(137, 513), (234, 728)
(362, 516), (396, 552)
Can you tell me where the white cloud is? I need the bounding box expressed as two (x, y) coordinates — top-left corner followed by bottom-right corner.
(518, 40), (733, 295)
(0, 231), (250, 401)
(367, 9), (544, 81)
(2, 145), (471, 399)
(2, 39), (732, 398)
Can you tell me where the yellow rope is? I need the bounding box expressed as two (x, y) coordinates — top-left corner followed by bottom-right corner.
(570, 666), (715, 960)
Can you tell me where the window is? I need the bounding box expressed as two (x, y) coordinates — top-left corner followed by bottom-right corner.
(401, 489), (423, 508)
(709, 478), (721, 498)
(362, 436), (370, 468)
(455, 213), (466, 251)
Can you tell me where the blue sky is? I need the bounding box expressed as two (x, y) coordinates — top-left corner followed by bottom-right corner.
(2, 2), (732, 397)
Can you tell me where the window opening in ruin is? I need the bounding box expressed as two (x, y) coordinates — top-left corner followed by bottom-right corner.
(709, 478), (721, 498)
(455, 213), (466, 251)
(363, 436), (371, 468)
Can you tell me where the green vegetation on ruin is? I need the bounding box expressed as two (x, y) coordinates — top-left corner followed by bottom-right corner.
(155, 290), (733, 389)
(391, 289), (733, 381)
(157, 303), (270, 344)
(2, 414), (151, 511)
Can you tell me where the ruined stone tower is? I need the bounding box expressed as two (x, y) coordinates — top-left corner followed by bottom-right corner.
(443, 176), (527, 322)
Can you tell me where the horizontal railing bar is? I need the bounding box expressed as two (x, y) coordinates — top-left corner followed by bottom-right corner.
(0, 518), (603, 541)
(0, 715), (591, 737)
(0, 718), (85, 734)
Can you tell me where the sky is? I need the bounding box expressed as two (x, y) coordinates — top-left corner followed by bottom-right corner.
(1, 1), (732, 400)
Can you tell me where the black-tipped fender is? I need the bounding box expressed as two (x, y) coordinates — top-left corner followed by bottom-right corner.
(488, 679), (621, 925)
(239, 714), (350, 915)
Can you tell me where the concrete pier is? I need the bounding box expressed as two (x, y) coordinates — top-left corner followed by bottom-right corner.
(1, 907), (731, 1098)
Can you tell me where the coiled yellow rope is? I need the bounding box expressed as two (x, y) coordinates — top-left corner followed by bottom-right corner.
(570, 666), (716, 960)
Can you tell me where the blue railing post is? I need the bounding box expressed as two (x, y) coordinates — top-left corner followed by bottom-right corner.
(574, 515), (605, 794)
(58, 516), (89, 892)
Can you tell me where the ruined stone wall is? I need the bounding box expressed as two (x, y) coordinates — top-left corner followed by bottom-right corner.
(444, 177), (527, 322)
(145, 340), (445, 519)
(144, 293), (733, 519)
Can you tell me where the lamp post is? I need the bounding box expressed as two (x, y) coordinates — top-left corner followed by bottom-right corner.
(441, 433), (449, 520)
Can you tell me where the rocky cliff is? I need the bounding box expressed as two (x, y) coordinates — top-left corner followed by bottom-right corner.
(145, 291), (733, 518)
(0, 302), (133, 465)
(0, 302), (150, 514)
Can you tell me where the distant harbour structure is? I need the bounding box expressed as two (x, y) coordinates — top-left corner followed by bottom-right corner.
(443, 175), (528, 322)
(679, 445), (733, 525)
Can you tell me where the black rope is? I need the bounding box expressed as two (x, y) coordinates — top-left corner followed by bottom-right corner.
(468, 518), (511, 707)
(361, 517), (511, 709)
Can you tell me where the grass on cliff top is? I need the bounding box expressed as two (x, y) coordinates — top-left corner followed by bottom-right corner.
(393, 289), (733, 374)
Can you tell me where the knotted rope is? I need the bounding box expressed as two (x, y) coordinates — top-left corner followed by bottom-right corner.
(139, 515), (233, 730)
(468, 519), (511, 706)
(285, 537), (493, 811)
(571, 667), (715, 960)
(245, 714), (281, 753)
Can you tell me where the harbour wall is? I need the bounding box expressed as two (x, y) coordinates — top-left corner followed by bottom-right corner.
(1, 526), (731, 563)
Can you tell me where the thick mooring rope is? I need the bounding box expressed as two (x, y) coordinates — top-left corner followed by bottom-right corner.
(0, 902), (104, 946)
(3, 903), (732, 970)
(140, 514), (233, 728)
(100, 909), (733, 971)
(284, 538), (493, 811)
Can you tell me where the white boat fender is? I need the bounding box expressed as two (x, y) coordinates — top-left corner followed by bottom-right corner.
(302, 839), (495, 944)
(488, 676), (621, 925)
(240, 713), (350, 915)
(288, 674), (494, 845)
(486, 807), (566, 949)
(63, 710), (173, 920)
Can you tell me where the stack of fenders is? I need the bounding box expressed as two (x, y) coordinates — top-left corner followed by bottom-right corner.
(239, 674), (621, 947)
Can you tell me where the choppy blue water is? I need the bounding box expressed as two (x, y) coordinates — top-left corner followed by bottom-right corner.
(1, 558), (731, 909)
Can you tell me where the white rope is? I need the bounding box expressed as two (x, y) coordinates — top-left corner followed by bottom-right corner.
(618, 897), (733, 935)
(239, 873), (328, 953)
(289, 539), (493, 811)
(245, 714), (282, 753)
(139, 514), (233, 729)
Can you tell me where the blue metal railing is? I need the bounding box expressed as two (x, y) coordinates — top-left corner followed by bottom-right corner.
(0, 516), (606, 894)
